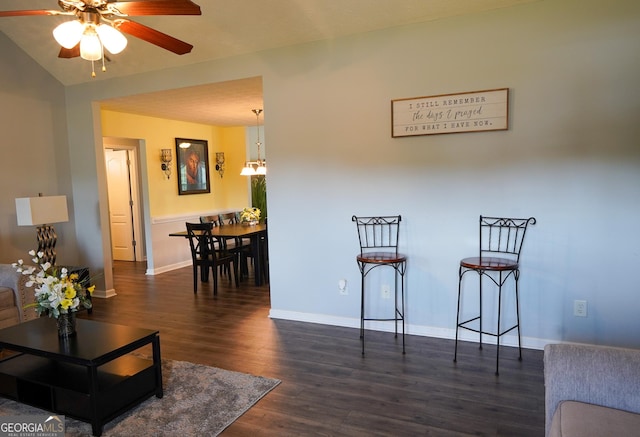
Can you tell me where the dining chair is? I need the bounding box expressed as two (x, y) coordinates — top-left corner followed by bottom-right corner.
(352, 215), (407, 356)
(218, 212), (252, 279)
(199, 215), (218, 225)
(454, 215), (536, 375)
(259, 217), (269, 283)
(200, 215), (237, 278)
(185, 222), (238, 295)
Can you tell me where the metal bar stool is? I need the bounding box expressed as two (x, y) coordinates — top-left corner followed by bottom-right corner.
(454, 215), (536, 375)
(352, 215), (407, 356)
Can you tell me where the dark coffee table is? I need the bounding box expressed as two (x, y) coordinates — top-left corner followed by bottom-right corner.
(0, 317), (162, 436)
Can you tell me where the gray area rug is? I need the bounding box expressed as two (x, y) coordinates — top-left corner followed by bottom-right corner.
(0, 358), (280, 436)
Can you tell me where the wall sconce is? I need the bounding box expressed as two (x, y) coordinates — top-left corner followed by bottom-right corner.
(161, 149), (172, 179)
(216, 152), (225, 178)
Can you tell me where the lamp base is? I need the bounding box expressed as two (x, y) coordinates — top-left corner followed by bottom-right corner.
(36, 224), (58, 265)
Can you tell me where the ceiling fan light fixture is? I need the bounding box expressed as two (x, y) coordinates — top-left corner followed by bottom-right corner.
(96, 23), (127, 54)
(2, 0), (202, 78)
(80, 27), (102, 61)
(52, 20), (84, 49)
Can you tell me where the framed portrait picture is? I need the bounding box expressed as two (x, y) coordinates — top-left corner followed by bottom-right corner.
(175, 138), (211, 195)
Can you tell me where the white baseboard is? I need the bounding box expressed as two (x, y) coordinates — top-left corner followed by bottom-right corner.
(92, 288), (117, 298)
(268, 309), (551, 350)
(146, 260), (191, 276)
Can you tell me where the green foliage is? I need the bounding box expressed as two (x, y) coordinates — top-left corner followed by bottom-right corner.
(251, 175), (267, 222)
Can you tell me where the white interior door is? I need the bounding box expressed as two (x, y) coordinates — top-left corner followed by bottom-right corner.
(105, 149), (136, 261)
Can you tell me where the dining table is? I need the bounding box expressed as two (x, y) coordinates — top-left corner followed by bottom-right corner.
(169, 223), (268, 286)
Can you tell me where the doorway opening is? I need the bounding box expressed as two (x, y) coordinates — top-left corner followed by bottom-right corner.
(104, 138), (145, 263)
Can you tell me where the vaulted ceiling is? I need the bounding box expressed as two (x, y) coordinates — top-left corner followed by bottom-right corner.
(1, 0), (538, 126)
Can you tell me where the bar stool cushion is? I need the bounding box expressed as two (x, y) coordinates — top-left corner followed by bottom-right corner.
(460, 256), (518, 271)
(357, 252), (407, 264)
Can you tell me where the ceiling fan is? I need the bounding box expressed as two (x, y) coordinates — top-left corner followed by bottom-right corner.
(0, 0), (202, 76)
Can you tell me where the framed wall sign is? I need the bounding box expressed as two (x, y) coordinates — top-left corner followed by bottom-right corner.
(175, 138), (211, 195)
(391, 88), (509, 137)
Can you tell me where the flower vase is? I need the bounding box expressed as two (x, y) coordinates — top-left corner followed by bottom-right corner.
(57, 312), (77, 338)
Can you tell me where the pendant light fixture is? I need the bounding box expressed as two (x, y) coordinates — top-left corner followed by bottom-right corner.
(241, 109), (267, 176)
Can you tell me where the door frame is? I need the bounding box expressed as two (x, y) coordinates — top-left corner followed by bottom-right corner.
(103, 138), (145, 263)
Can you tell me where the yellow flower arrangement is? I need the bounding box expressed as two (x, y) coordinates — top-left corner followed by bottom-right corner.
(13, 250), (94, 319)
(240, 207), (261, 223)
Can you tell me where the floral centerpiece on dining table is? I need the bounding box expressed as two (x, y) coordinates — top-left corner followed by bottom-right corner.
(13, 250), (94, 337)
(240, 207), (261, 225)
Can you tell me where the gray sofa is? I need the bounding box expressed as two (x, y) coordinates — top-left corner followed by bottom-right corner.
(544, 343), (640, 437)
(0, 264), (38, 328)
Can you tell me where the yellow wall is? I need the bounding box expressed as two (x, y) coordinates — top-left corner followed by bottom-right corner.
(101, 109), (249, 217)
(217, 127), (252, 211)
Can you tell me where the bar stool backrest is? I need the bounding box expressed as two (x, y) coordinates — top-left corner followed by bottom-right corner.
(352, 215), (402, 256)
(479, 216), (536, 262)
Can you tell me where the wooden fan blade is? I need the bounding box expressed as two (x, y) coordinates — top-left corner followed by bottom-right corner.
(117, 20), (194, 55)
(0, 10), (57, 17)
(109, 1), (201, 16)
(58, 44), (80, 58)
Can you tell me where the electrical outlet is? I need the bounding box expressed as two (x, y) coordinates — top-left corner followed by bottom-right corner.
(574, 300), (587, 317)
(338, 279), (348, 295)
(381, 284), (391, 299)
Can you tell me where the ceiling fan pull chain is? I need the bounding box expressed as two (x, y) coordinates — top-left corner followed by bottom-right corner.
(101, 44), (107, 73)
(91, 59), (96, 78)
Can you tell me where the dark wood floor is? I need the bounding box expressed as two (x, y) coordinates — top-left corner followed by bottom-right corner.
(81, 261), (545, 436)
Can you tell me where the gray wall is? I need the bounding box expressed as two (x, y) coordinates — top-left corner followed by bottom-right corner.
(2, 0), (639, 348)
(0, 32), (78, 265)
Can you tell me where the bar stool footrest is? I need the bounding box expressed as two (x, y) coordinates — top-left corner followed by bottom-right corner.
(456, 323), (519, 338)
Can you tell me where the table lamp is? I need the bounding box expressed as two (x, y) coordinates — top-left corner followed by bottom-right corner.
(15, 195), (69, 265)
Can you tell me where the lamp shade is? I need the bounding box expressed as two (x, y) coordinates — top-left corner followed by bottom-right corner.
(161, 148), (172, 163)
(80, 28), (102, 61)
(240, 164), (256, 176)
(97, 24), (127, 54)
(52, 20), (84, 49)
(16, 196), (69, 226)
